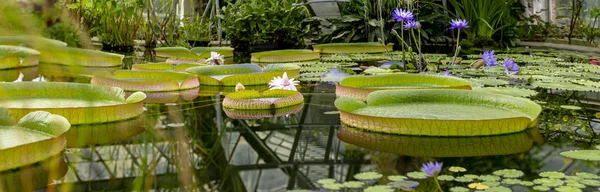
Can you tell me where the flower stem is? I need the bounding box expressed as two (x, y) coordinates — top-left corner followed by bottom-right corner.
(450, 29), (461, 65)
(410, 29), (425, 71)
(433, 177), (443, 192)
(401, 22), (406, 65)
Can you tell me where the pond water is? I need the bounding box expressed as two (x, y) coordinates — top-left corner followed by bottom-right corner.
(1, 63), (600, 192)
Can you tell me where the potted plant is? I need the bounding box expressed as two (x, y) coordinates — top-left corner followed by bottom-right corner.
(221, 0), (310, 63)
(182, 15), (213, 47)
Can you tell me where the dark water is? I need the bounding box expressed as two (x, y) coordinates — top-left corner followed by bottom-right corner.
(1, 63), (599, 192)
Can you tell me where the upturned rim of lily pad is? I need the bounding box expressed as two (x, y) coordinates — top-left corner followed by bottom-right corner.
(335, 89), (541, 136)
(0, 45), (40, 70)
(338, 125), (540, 157)
(190, 47), (234, 58)
(131, 63), (207, 71)
(131, 88), (199, 104)
(313, 42), (394, 54)
(91, 70), (200, 92)
(185, 63), (300, 86)
(222, 89), (304, 110)
(0, 82), (146, 125)
(251, 49), (320, 63)
(223, 103), (304, 119)
(38, 46), (124, 67)
(336, 74), (472, 101)
(38, 63), (120, 80)
(0, 108), (70, 171)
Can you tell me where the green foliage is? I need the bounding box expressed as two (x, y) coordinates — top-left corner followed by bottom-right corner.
(44, 22), (85, 47)
(181, 16), (213, 41)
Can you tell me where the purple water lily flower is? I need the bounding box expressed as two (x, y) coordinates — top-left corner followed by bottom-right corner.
(381, 60), (404, 69)
(441, 68), (452, 77)
(392, 8), (414, 23)
(404, 21), (421, 30)
(449, 19), (469, 30)
(480, 50), (497, 67)
(503, 58), (520, 75)
(321, 68), (350, 85)
(421, 162), (443, 176)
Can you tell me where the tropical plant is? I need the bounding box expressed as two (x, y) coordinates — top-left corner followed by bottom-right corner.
(221, 0), (312, 62)
(181, 16), (213, 41)
(582, 7), (600, 45)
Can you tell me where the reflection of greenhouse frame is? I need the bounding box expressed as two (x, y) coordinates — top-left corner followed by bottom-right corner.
(338, 125), (542, 157)
(0, 82), (146, 125)
(336, 74), (472, 100)
(335, 89), (541, 136)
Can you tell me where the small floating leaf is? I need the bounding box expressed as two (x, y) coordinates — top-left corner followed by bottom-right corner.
(464, 174), (480, 179)
(437, 175), (455, 181)
(364, 185), (393, 192)
(580, 179), (600, 186)
(449, 186), (470, 192)
(575, 172), (599, 179)
(468, 182), (489, 190)
(479, 175), (501, 181)
(387, 175), (407, 181)
(533, 186), (550, 191)
(406, 171), (429, 179)
(493, 169), (524, 178)
(318, 178), (336, 185)
(354, 172), (383, 180)
(481, 181), (501, 187)
(454, 176), (475, 183)
(388, 180), (419, 190)
(342, 181), (364, 188)
(560, 150), (600, 161)
(484, 186), (512, 192)
(565, 181), (586, 189)
(539, 171), (566, 179)
(533, 178), (564, 187)
(555, 186), (582, 192)
(449, 166), (467, 172)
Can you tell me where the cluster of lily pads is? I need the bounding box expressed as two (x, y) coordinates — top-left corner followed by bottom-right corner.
(291, 163), (600, 192)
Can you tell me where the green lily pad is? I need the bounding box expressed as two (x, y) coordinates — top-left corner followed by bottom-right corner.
(336, 74), (472, 101)
(342, 181), (364, 188)
(66, 116), (145, 147)
(388, 180), (419, 190)
(407, 171), (429, 179)
(131, 63), (206, 71)
(223, 90), (304, 110)
(91, 70), (200, 92)
(335, 89), (542, 136)
(579, 179), (600, 186)
(190, 46), (234, 58)
(533, 81), (600, 92)
(0, 82), (145, 125)
(539, 171), (566, 179)
(0, 45), (40, 69)
(575, 172), (599, 179)
(223, 104), (303, 120)
(560, 150), (600, 161)
(493, 169), (524, 178)
(473, 87), (538, 97)
(502, 178), (522, 185)
(520, 181), (534, 186)
(533, 178), (564, 187)
(387, 175), (408, 181)
(39, 46), (124, 67)
(186, 64), (300, 86)
(251, 49), (320, 63)
(555, 186), (582, 192)
(449, 166), (467, 172)
(322, 183), (343, 190)
(565, 181), (586, 189)
(533, 185), (550, 191)
(318, 178), (336, 185)
(449, 186), (470, 192)
(481, 181), (501, 187)
(469, 78), (509, 86)
(313, 42), (393, 54)
(479, 175), (501, 182)
(438, 175), (455, 181)
(354, 171), (383, 180)
(0, 108), (70, 171)
(454, 176), (475, 183)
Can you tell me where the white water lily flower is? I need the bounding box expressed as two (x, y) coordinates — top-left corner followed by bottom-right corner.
(268, 72), (299, 91)
(206, 51), (224, 65)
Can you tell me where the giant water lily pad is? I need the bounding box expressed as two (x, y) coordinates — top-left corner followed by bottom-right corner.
(223, 104), (303, 120)
(0, 67), (38, 82)
(473, 87), (538, 97)
(185, 64), (300, 86)
(0, 45), (40, 69)
(134, 88), (199, 103)
(156, 47), (234, 64)
(0, 36), (67, 48)
(336, 74), (472, 101)
(0, 108), (70, 171)
(335, 89), (542, 136)
(38, 46), (124, 67)
(190, 47), (234, 58)
(251, 49), (320, 63)
(91, 70), (200, 92)
(0, 82), (146, 124)
(313, 42), (393, 54)
(223, 90), (304, 110)
(338, 125), (540, 157)
(131, 63), (205, 71)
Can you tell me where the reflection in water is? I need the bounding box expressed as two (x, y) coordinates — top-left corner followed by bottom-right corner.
(0, 154), (67, 192)
(66, 116), (146, 148)
(338, 125), (544, 157)
(38, 63), (120, 82)
(223, 103), (304, 120)
(127, 88), (200, 104)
